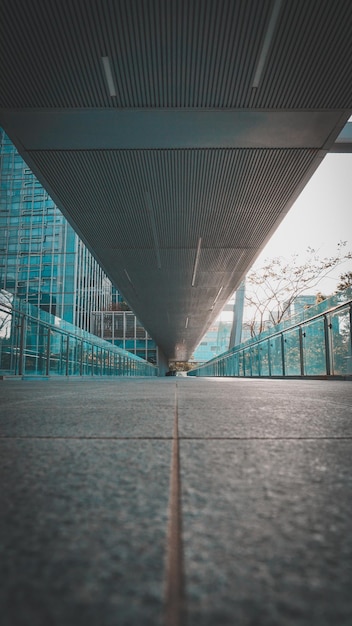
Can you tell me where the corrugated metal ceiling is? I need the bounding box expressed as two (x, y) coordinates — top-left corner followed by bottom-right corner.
(1, 0), (352, 109)
(1, 0), (352, 361)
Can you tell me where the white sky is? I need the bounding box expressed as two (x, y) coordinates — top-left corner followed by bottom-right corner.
(250, 152), (352, 293)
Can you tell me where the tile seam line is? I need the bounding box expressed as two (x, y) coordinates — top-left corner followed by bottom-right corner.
(179, 436), (352, 441)
(1, 436), (352, 441)
(0, 436), (174, 440)
(164, 383), (185, 626)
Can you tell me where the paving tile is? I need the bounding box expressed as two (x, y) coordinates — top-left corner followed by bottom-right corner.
(177, 379), (352, 438)
(181, 439), (352, 626)
(0, 438), (171, 626)
(0, 379), (175, 438)
(1, 377), (352, 625)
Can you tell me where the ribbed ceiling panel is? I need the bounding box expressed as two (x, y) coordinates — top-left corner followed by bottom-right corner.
(1, 0), (352, 109)
(31, 148), (319, 252)
(254, 0), (352, 109)
(24, 146), (320, 358)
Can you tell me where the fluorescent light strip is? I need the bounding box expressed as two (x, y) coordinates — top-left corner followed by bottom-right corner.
(213, 286), (223, 306)
(124, 269), (133, 285)
(252, 0), (282, 89)
(145, 192), (162, 269)
(102, 56), (117, 97)
(191, 237), (202, 287)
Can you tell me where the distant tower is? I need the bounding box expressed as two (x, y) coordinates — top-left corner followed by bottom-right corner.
(229, 280), (246, 349)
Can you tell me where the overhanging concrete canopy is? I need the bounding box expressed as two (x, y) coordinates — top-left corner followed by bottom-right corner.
(1, 0), (352, 360)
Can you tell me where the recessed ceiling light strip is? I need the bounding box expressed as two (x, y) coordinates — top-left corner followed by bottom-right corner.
(146, 192), (162, 270)
(191, 237), (202, 287)
(252, 0), (282, 89)
(124, 269), (133, 285)
(101, 56), (117, 97)
(213, 286), (223, 306)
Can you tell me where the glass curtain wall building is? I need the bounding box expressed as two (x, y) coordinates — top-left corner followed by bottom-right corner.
(91, 310), (157, 364)
(0, 128), (112, 332)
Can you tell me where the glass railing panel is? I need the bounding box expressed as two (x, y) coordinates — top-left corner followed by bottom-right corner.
(302, 318), (326, 376)
(233, 353), (239, 376)
(225, 356), (232, 376)
(243, 348), (251, 376)
(258, 341), (270, 376)
(268, 336), (283, 376)
(49, 329), (65, 375)
(189, 289), (352, 378)
(250, 345), (260, 376)
(0, 292), (158, 377)
(93, 346), (101, 376)
(82, 341), (93, 376)
(67, 336), (80, 376)
(329, 307), (352, 376)
(107, 350), (112, 375)
(24, 318), (48, 375)
(283, 329), (301, 375)
(238, 351), (245, 376)
(0, 305), (15, 374)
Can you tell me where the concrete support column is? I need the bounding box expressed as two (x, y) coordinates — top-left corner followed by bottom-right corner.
(157, 348), (168, 376)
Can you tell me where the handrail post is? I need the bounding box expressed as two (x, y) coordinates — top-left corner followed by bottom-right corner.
(66, 335), (69, 377)
(268, 341), (272, 377)
(324, 315), (331, 376)
(299, 327), (304, 376)
(281, 334), (286, 377)
(18, 315), (26, 377)
(46, 327), (51, 377)
(79, 340), (83, 376)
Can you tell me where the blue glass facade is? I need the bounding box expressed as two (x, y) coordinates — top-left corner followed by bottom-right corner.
(0, 128), (158, 364)
(0, 129), (112, 331)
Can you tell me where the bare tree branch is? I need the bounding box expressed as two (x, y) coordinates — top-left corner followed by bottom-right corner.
(244, 242), (352, 336)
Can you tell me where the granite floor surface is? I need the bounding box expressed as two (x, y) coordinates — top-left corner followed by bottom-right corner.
(0, 377), (352, 625)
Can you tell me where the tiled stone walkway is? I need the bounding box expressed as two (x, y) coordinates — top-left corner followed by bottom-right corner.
(1, 377), (352, 625)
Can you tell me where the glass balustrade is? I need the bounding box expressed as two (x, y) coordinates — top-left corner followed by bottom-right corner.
(0, 291), (158, 378)
(189, 288), (352, 378)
